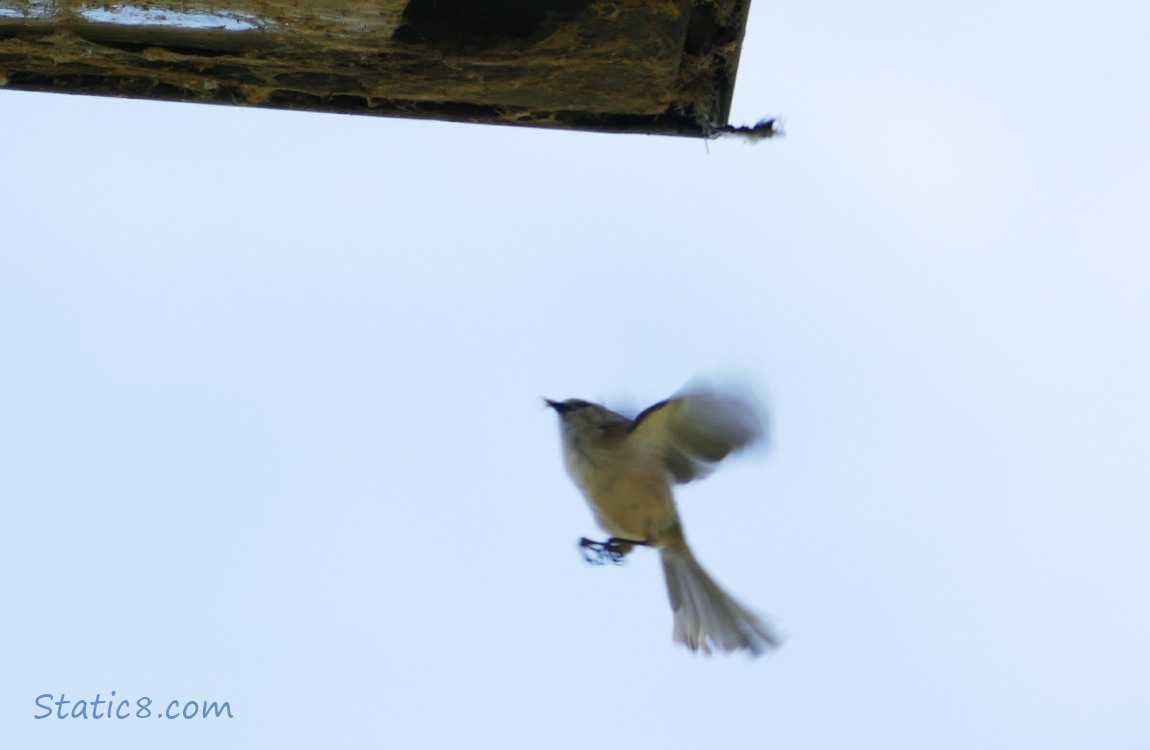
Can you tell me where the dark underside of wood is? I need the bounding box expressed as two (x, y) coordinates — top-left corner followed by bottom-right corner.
(0, 0), (754, 136)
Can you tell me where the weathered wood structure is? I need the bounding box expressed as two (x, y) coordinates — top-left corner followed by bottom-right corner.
(0, 0), (765, 136)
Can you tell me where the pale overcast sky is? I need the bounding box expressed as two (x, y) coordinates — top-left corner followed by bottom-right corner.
(3, 1), (1149, 748)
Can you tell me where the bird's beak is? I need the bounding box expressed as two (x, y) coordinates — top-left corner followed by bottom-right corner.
(544, 398), (566, 413)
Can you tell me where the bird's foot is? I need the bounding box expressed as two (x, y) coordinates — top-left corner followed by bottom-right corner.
(578, 537), (651, 565)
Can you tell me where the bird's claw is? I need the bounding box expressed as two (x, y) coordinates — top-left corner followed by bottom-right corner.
(578, 537), (649, 565)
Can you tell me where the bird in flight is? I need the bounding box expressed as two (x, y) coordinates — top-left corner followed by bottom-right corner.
(546, 385), (779, 656)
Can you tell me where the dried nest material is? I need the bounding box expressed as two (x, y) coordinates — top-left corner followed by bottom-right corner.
(713, 117), (782, 141)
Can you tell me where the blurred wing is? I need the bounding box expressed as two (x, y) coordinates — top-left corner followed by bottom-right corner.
(628, 388), (766, 484)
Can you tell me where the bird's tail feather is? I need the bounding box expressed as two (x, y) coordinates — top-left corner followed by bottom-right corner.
(660, 542), (779, 656)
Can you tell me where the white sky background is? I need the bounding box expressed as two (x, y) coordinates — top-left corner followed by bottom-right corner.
(2, 0), (1149, 747)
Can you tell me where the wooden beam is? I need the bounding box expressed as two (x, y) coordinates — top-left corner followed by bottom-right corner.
(0, 0), (756, 136)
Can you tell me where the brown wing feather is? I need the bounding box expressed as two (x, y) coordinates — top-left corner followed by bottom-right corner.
(628, 388), (765, 484)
